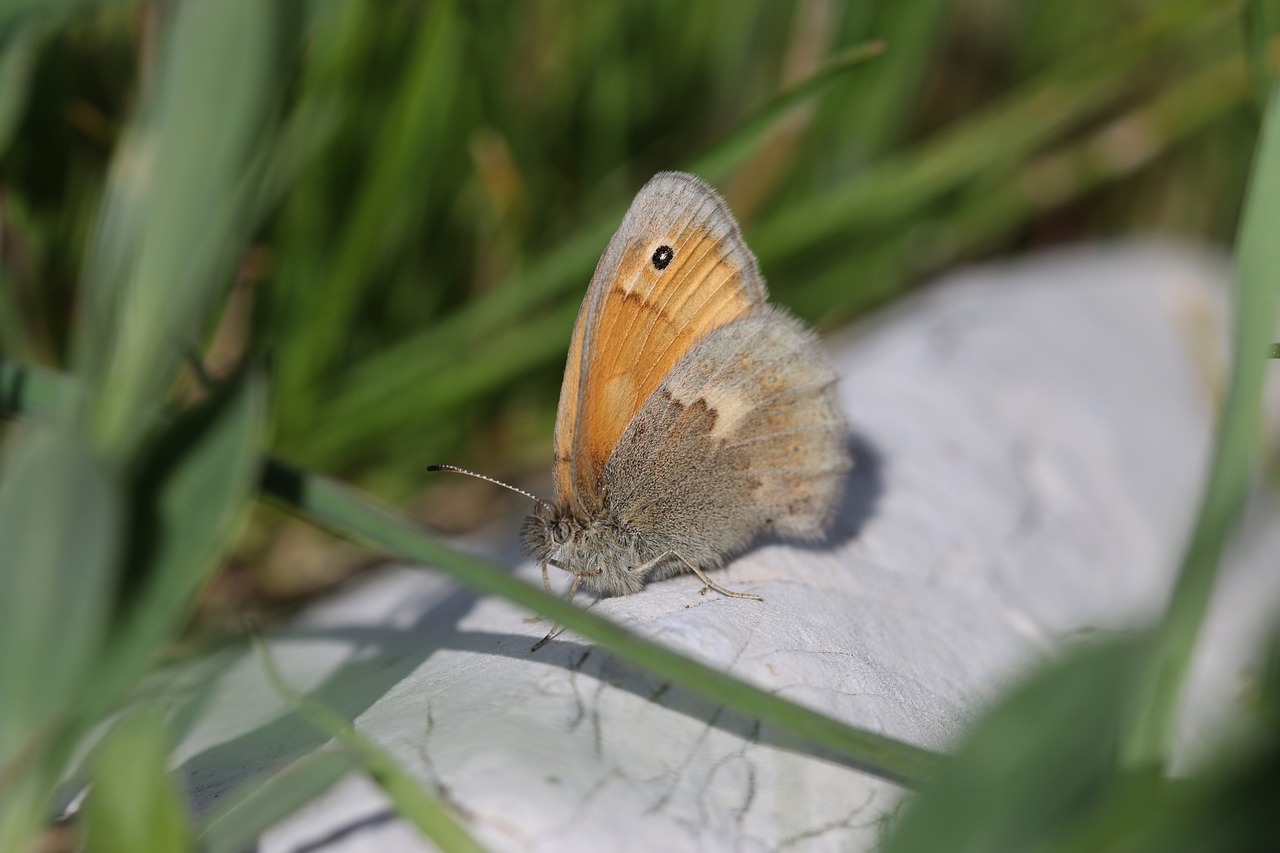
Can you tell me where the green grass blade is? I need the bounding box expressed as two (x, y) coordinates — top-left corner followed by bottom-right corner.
(86, 369), (268, 725)
(881, 639), (1141, 853)
(198, 751), (358, 853)
(688, 39), (887, 185)
(1121, 79), (1280, 769)
(252, 635), (488, 853)
(826, 1), (952, 161)
(0, 426), (119, 768)
(1244, 0), (1280, 105)
(751, 0), (1235, 263)
(0, 421), (121, 853)
(82, 708), (192, 853)
(792, 44), (1258, 323)
(0, 22), (37, 158)
(79, 0), (281, 454)
(275, 0), (463, 431)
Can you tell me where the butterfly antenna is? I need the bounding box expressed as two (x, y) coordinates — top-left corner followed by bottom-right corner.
(427, 464), (543, 505)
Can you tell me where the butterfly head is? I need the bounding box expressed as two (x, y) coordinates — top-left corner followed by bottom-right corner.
(521, 500), (648, 596)
(521, 498), (571, 564)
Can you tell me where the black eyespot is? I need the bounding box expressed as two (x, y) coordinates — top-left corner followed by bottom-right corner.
(651, 245), (674, 270)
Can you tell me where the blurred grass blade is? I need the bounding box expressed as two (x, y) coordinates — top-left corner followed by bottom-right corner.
(82, 707), (192, 853)
(276, 0), (462, 433)
(198, 751), (358, 853)
(0, 0), (118, 34)
(752, 0), (1233, 262)
(881, 639), (1141, 853)
(88, 368), (268, 722)
(689, 39), (886, 185)
(0, 357), (80, 421)
(0, 426), (119, 777)
(0, 22), (37, 158)
(793, 43), (1260, 323)
(833, 1), (952, 161)
(248, 95), (346, 230)
(252, 635), (488, 853)
(78, 0), (281, 455)
(1122, 79), (1280, 769)
(1245, 0), (1280, 104)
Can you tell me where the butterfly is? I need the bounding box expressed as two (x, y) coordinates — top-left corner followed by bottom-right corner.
(506, 171), (850, 606)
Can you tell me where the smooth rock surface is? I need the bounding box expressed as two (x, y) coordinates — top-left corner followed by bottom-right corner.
(167, 242), (1280, 851)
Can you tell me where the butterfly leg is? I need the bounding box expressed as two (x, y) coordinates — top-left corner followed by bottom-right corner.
(526, 559), (568, 623)
(530, 569), (602, 652)
(524, 561), (556, 624)
(658, 551), (763, 601)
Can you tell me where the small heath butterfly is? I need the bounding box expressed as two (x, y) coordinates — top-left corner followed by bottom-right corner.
(434, 172), (849, 608)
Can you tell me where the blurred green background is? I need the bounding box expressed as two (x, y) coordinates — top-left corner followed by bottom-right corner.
(0, 0), (1270, 618)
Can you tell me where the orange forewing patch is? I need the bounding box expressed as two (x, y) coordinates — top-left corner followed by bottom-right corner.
(552, 173), (769, 512)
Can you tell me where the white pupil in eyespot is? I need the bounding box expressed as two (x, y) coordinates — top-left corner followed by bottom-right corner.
(651, 245), (674, 270)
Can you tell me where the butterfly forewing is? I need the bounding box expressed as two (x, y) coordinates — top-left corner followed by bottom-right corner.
(553, 173), (768, 512)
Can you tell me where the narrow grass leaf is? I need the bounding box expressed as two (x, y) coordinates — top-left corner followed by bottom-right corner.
(1122, 79), (1280, 769)
(82, 707), (191, 853)
(277, 0), (462, 425)
(0, 426), (119, 769)
(751, 0), (1232, 263)
(253, 635), (488, 853)
(1245, 0), (1280, 105)
(881, 639), (1141, 853)
(83, 0), (280, 453)
(689, 40), (887, 185)
(88, 369), (268, 722)
(198, 751), (358, 853)
(0, 358), (79, 419)
(0, 22), (37, 157)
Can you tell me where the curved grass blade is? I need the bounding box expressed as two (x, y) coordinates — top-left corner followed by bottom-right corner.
(881, 638), (1141, 853)
(251, 634), (487, 853)
(1244, 0), (1280, 106)
(0, 426), (121, 853)
(688, 39), (886, 185)
(79, 0), (281, 455)
(1121, 79), (1280, 769)
(82, 708), (192, 853)
(85, 369), (268, 726)
(198, 751), (360, 853)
